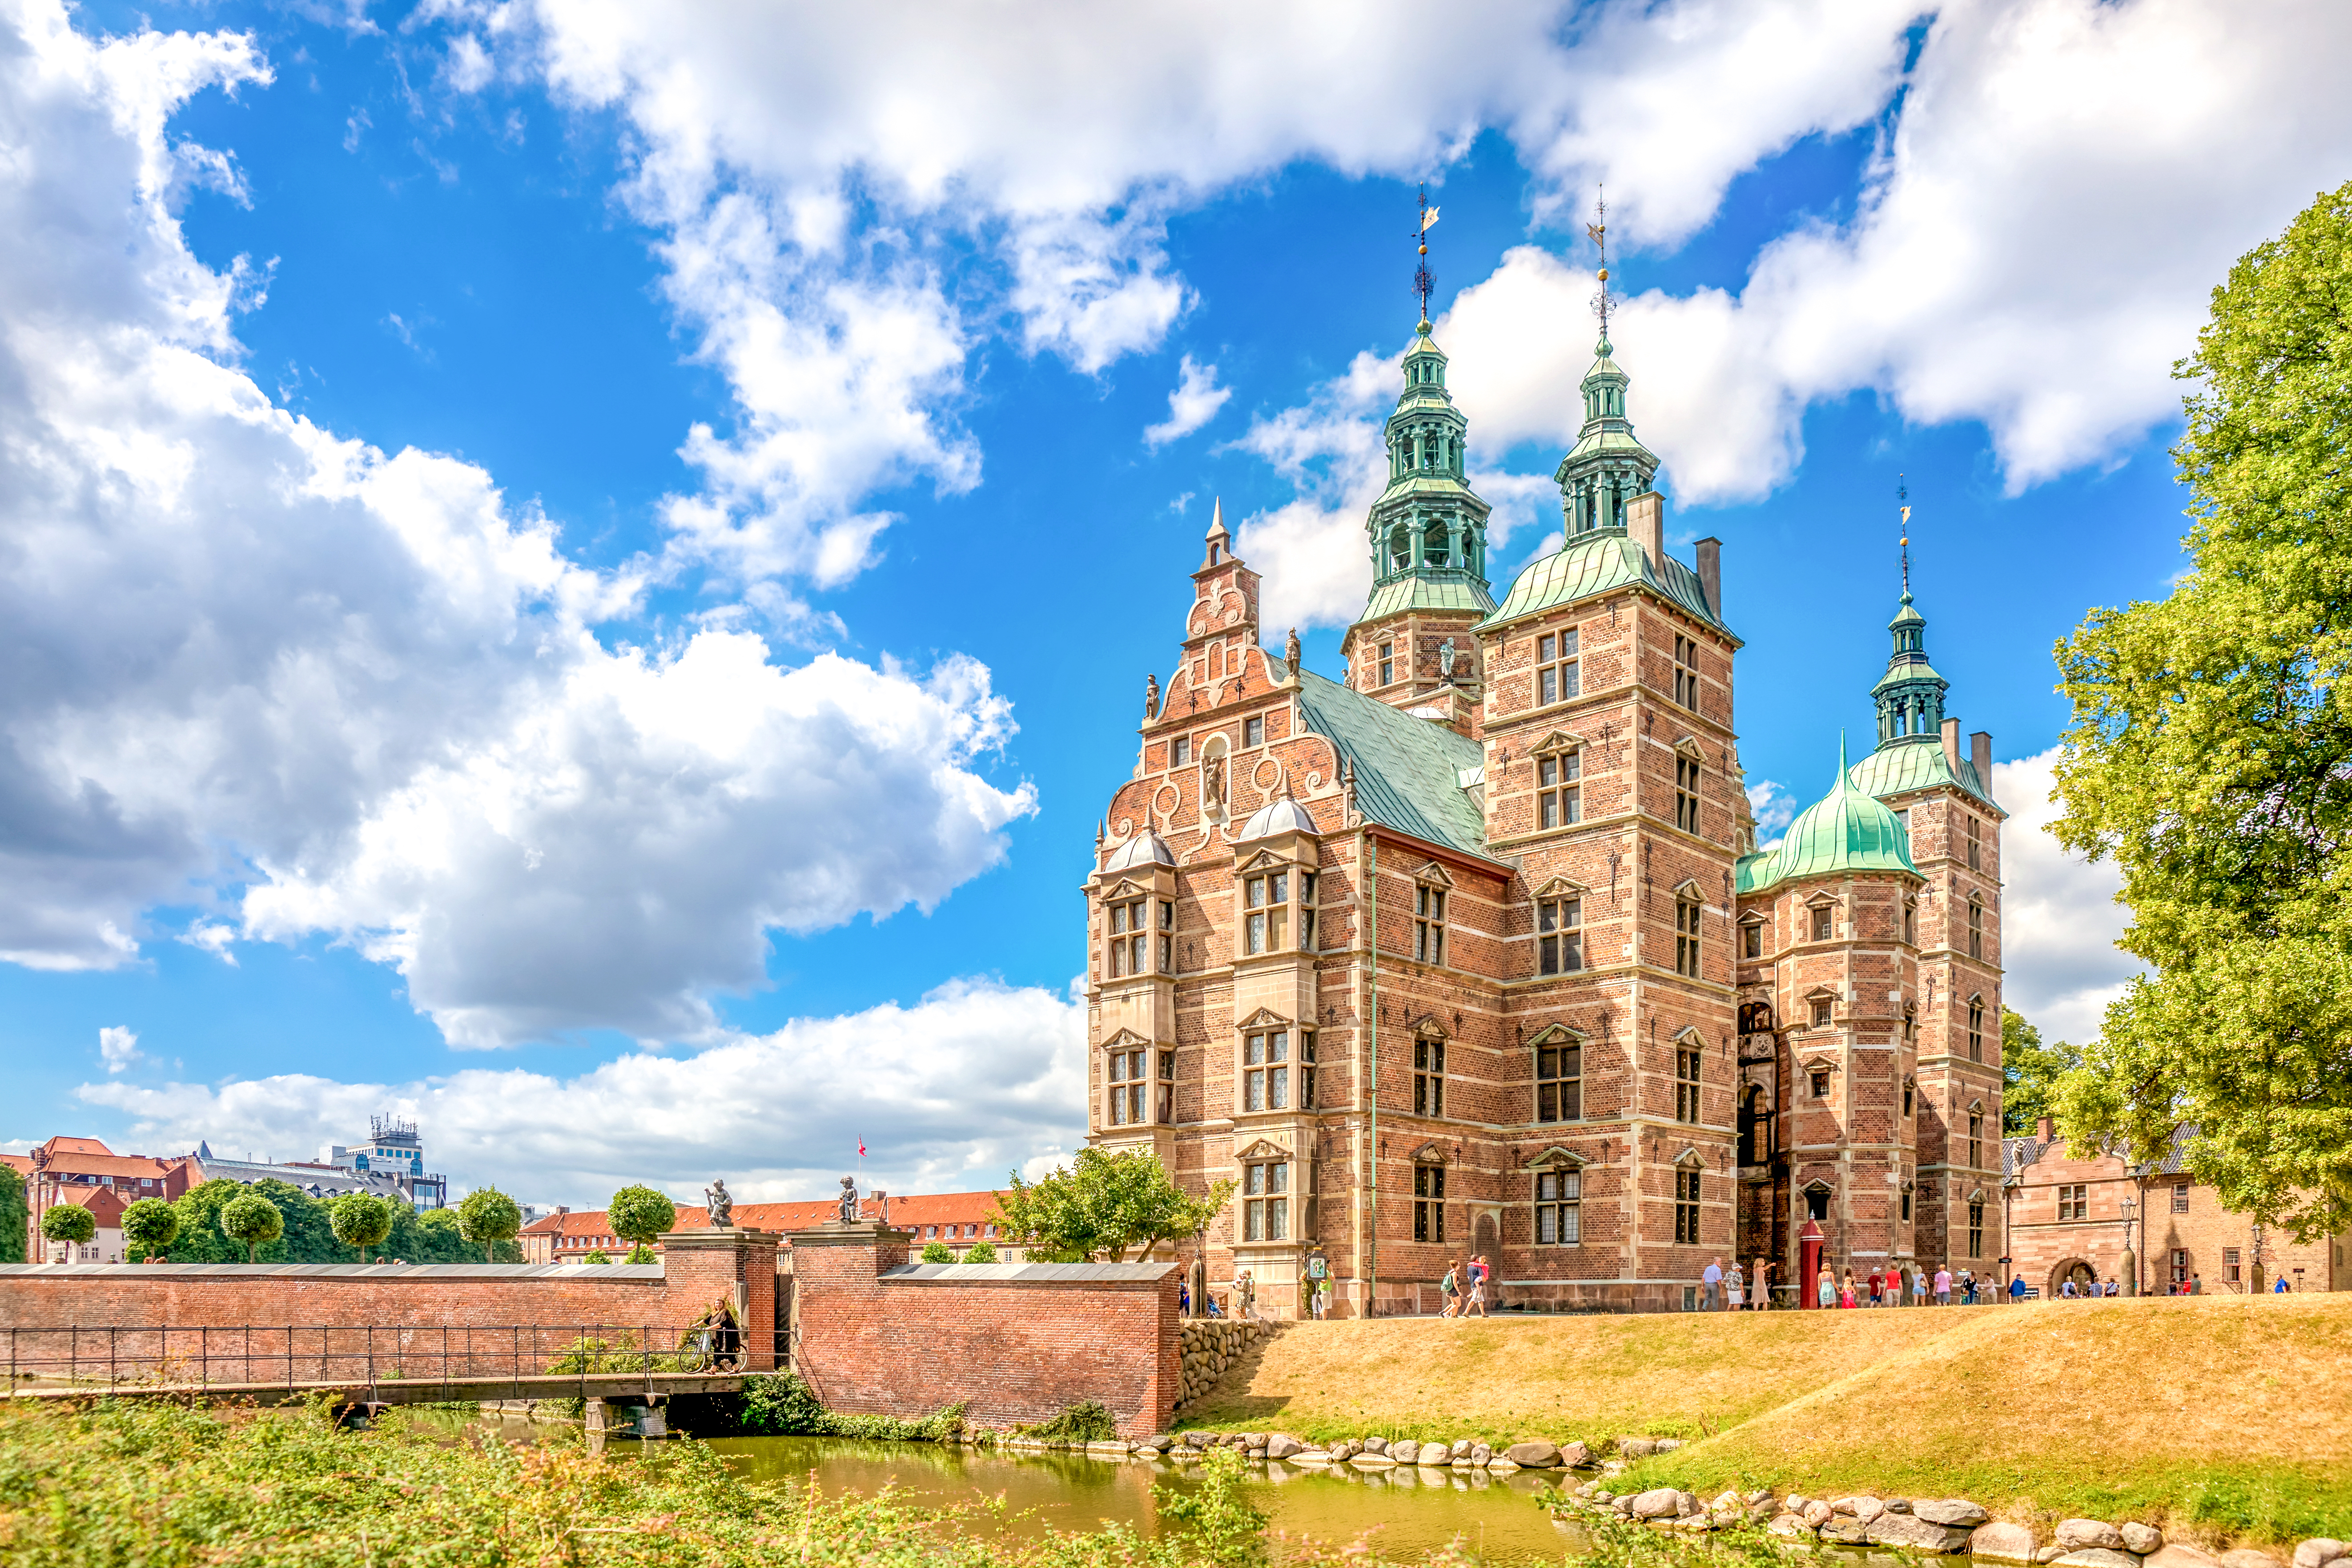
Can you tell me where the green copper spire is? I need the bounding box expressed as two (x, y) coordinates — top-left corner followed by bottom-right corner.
(1356, 314), (1496, 618)
(1741, 733), (1919, 893)
(1553, 197), (1658, 539)
(1870, 489), (1950, 747)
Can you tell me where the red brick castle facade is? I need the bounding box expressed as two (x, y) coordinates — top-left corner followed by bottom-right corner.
(1086, 313), (2006, 1315)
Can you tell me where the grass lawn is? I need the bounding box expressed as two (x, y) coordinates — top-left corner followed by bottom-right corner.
(1179, 1295), (2352, 1547)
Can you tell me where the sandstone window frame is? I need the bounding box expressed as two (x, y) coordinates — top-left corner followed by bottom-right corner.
(1413, 1025), (1447, 1118)
(1171, 736), (1191, 767)
(1242, 868), (1290, 955)
(1104, 1039), (1154, 1127)
(1532, 1154), (1583, 1246)
(1672, 633), (1702, 711)
(1105, 895), (1154, 979)
(1534, 877), (1585, 976)
(2058, 1181), (2086, 1221)
(1673, 1032), (1703, 1124)
(1902, 1076), (1916, 1118)
(1537, 752), (1582, 828)
(1242, 1155), (1290, 1242)
(1740, 913), (1763, 959)
(1967, 1101), (1985, 1170)
(1415, 880), (1448, 966)
(1902, 894), (1918, 947)
(1966, 814), (1982, 870)
(1674, 753), (1702, 834)
(1673, 1154), (1703, 1245)
(1242, 1025), (1291, 1113)
(1966, 1190), (1985, 1258)
(1901, 1181), (1914, 1222)
(1967, 996), (1985, 1062)
(1534, 626), (1580, 707)
(1531, 1025), (1584, 1123)
(1412, 1162), (1446, 1242)
(1673, 886), (1703, 978)
(1243, 715), (1265, 748)
(1379, 641), (1395, 686)
(1968, 893), (1985, 960)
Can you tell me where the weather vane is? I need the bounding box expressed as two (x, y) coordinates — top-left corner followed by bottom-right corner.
(1588, 187), (1612, 342)
(1898, 473), (1912, 597)
(1414, 183), (1439, 326)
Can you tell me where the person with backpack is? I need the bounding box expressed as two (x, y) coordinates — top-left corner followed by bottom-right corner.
(1439, 1261), (1461, 1319)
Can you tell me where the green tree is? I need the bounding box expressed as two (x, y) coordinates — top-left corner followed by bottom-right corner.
(2002, 1009), (2084, 1134)
(0, 1162), (26, 1264)
(607, 1185), (678, 1253)
(920, 1240), (955, 1263)
(455, 1187), (522, 1263)
(329, 1192), (397, 1262)
(962, 1238), (997, 1263)
(989, 1148), (1234, 1263)
(119, 1197), (179, 1261)
(581, 1249), (611, 1265)
(40, 1202), (96, 1261)
(219, 1192), (284, 1262)
(2049, 179), (2352, 1241)
(623, 1242), (656, 1264)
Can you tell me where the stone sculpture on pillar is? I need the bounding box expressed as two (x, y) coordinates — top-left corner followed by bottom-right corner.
(836, 1175), (860, 1225)
(703, 1178), (735, 1229)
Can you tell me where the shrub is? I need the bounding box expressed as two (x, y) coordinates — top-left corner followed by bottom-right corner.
(218, 1191), (284, 1262)
(623, 1242), (657, 1264)
(40, 1202), (96, 1260)
(921, 1240), (955, 1263)
(736, 1371), (964, 1441)
(120, 1197), (179, 1260)
(328, 1192), (396, 1263)
(581, 1249), (611, 1265)
(964, 1239), (998, 1263)
(1020, 1401), (1117, 1444)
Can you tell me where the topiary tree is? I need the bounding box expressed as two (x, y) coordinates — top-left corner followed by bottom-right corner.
(920, 1240), (955, 1263)
(623, 1242), (656, 1264)
(219, 1191), (284, 1263)
(329, 1192), (397, 1263)
(455, 1187), (522, 1263)
(120, 1197), (179, 1261)
(581, 1249), (611, 1265)
(963, 1238), (998, 1263)
(607, 1185), (678, 1255)
(40, 1202), (96, 1262)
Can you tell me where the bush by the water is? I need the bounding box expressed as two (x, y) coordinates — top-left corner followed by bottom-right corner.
(1021, 1399), (1119, 1443)
(736, 1370), (965, 1441)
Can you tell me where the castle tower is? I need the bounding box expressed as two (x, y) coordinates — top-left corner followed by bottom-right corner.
(1553, 326), (1660, 539)
(1338, 319), (1497, 731)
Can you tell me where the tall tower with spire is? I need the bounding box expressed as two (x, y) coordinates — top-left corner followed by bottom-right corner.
(1554, 198), (1659, 539)
(1339, 192), (1496, 724)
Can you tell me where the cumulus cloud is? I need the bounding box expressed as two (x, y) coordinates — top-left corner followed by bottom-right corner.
(1747, 778), (1799, 842)
(0, 0), (1032, 1046)
(82, 977), (1086, 1206)
(1144, 355), (1231, 448)
(98, 1027), (141, 1074)
(1993, 747), (2137, 1045)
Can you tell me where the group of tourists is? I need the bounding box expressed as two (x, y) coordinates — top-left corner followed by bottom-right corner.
(1436, 1254), (1493, 1317)
(1689, 1255), (1994, 1309)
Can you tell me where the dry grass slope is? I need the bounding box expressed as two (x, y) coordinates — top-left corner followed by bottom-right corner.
(1181, 1297), (2352, 1543)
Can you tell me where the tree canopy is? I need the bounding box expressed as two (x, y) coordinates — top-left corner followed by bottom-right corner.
(218, 1192), (285, 1263)
(329, 1193), (396, 1262)
(120, 1197), (179, 1260)
(0, 1163), (25, 1264)
(40, 1202), (96, 1256)
(2049, 179), (2352, 1240)
(607, 1185), (678, 1247)
(456, 1188), (523, 1262)
(2001, 1009), (2083, 1135)
(989, 1149), (1233, 1263)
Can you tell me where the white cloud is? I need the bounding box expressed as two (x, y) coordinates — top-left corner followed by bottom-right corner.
(1228, 350), (1390, 632)
(98, 1026), (141, 1074)
(81, 977), (1086, 1206)
(1993, 746), (2137, 1045)
(1144, 355), (1231, 448)
(1747, 778), (1799, 841)
(181, 922), (238, 965)
(0, 0), (1033, 1047)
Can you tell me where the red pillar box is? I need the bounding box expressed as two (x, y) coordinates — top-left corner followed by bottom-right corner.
(1798, 1218), (1825, 1311)
(659, 1228), (780, 1370)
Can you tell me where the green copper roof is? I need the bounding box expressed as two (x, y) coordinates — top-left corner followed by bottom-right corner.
(1358, 572), (1498, 622)
(1743, 737), (1918, 893)
(1846, 736), (1994, 806)
(1476, 529), (1733, 638)
(1870, 657), (1948, 696)
(1295, 670), (1494, 862)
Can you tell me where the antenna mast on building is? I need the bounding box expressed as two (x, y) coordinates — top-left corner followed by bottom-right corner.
(1413, 183), (1440, 326)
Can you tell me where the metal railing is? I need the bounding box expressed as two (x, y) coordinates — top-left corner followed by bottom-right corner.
(3, 1323), (746, 1401)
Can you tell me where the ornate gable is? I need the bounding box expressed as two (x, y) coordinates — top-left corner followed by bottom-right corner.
(1526, 1021), (1585, 1046)
(1530, 728), (1586, 755)
(1236, 1006), (1291, 1029)
(1672, 734), (1708, 761)
(1414, 859), (1456, 888)
(1522, 1144), (1588, 1169)
(1100, 1028), (1152, 1049)
(1234, 1137), (1291, 1162)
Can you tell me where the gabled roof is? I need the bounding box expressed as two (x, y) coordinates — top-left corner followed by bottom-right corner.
(1358, 573), (1498, 622)
(1476, 530), (1734, 639)
(1293, 671), (1495, 864)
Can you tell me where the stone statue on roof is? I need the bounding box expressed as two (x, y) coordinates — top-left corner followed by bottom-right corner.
(1285, 626), (1301, 669)
(703, 1178), (734, 1228)
(1202, 752), (1224, 812)
(1145, 672), (1159, 719)
(836, 1174), (859, 1225)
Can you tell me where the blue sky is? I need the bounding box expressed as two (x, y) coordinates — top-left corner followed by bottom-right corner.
(4, 0), (2347, 1206)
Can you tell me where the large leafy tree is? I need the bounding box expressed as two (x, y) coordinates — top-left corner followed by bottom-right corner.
(2049, 180), (2352, 1240)
(0, 1163), (25, 1264)
(456, 1188), (523, 1263)
(2001, 1009), (2083, 1135)
(990, 1149), (1234, 1263)
(608, 1185), (678, 1262)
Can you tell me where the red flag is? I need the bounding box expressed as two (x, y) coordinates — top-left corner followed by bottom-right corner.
(857, 1139), (867, 1157)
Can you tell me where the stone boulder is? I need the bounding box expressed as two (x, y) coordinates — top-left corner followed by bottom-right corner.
(2220, 1553), (2286, 1568)
(1821, 1517), (1871, 1545)
(2054, 1552), (2141, 1568)
(1630, 1488), (1685, 1519)
(1562, 1441), (1593, 1468)
(1836, 1497), (1888, 1524)
(1867, 1515), (1975, 1553)
(2143, 1548), (2222, 1568)
(1769, 1515), (1817, 1540)
(2059, 1522), (2130, 1552)
(1350, 1453), (1397, 1470)
(1972, 1524), (2042, 1562)
(1389, 1439), (1419, 1464)
(1803, 1500), (1835, 1529)
(1470, 1442), (1492, 1465)
(1506, 1441), (1563, 1468)
(1919, 1500), (1993, 1528)
(1656, 1439), (1684, 1452)
(1451, 1438), (1472, 1459)
(2122, 1525), (2166, 1556)
(2296, 1547), (2349, 1568)
(1264, 1435), (1303, 1460)
(1618, 1437), (1659, 1459)
(1363, 1435), (1386, 1454)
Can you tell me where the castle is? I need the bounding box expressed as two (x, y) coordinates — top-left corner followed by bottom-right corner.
(1085, 307), (2006, 1316)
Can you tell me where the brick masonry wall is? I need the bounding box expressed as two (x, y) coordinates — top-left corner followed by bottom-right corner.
(789, 1225), (1180, 1439)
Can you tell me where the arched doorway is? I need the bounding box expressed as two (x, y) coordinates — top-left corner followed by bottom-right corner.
(2050, 1258), (2099, 1298)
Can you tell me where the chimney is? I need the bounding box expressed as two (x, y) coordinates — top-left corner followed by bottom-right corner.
(1695, 536), (1722, 618)
(1628, 491), (1664, 572)
(1941, 717), (1962, 777)
(2037, 1115), (2055, 1143)
(1970, 730), (1994, 790)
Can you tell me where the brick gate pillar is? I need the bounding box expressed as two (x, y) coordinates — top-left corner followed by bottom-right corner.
(658, 1228), (780, 1371)
(784, 1222), (911, 1410)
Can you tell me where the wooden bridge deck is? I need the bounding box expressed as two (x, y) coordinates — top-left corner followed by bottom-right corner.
(2, 1371), (746, 1407)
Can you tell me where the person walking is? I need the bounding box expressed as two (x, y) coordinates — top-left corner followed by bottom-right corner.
(1754, 1257), (1773, 1310)
(1727, 1262), (1745, 1311)
(1934, 1265), (1953, 1306)
(2009, 1272), (2026, 1303)
(1307, 1251), (1329, 1319)
(1867, 1266), (1884, 1307)
(1817, 1264), (1837, 1310)
(1703, 1257), (1724, 1311)
(1467, 1254), (1492, 1317)
(1234, 1266), (1257, 1321)
(1439, 1261), (1461, 1319)
(2191, 1273), (2203, 1295)
(1838, 1271), (1858, 1309)
(1912, 1265), (1928, 1306)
